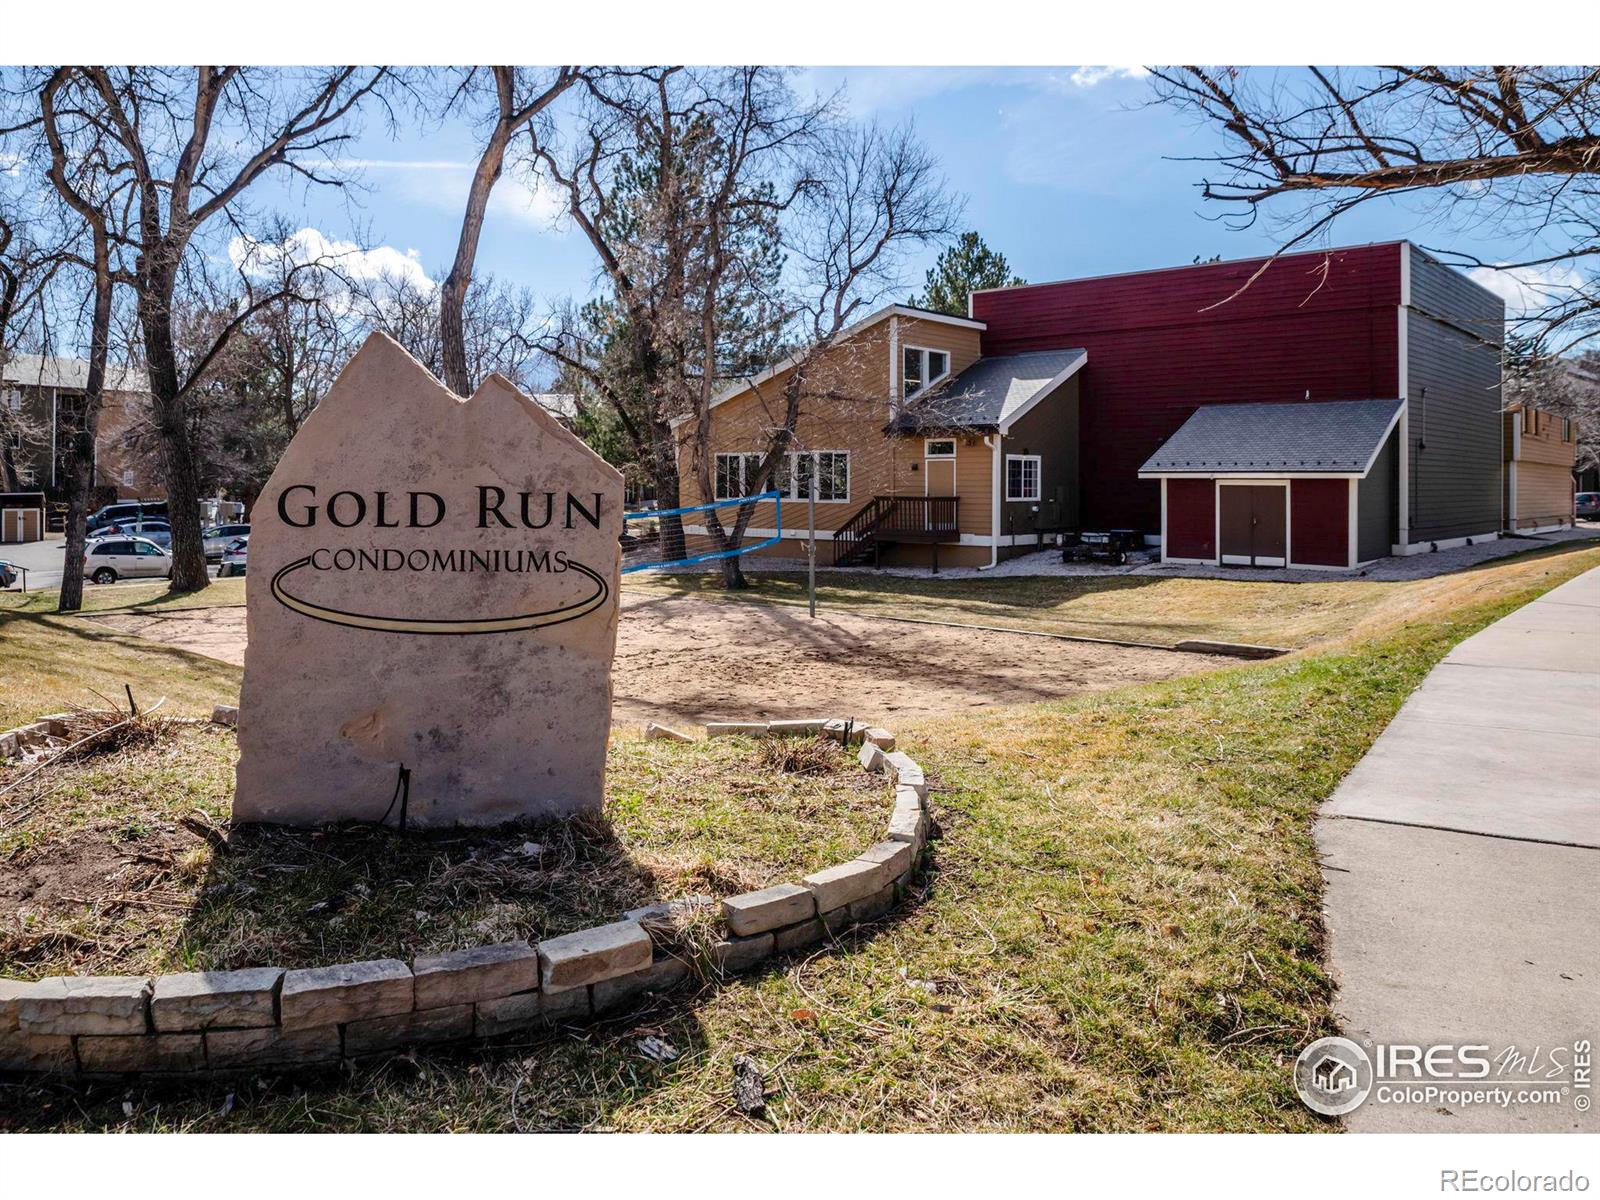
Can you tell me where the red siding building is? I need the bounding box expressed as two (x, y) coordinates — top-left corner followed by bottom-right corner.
(972, 241), (1505, 565)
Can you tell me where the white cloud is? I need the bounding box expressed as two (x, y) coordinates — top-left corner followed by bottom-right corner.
(1468, 263), (1586, 316)
(487, 173), (568, 228)
(335, 158), (473, 171)
(801, 66), (1153, 116)
(229, 226), (434, 293)
(1062, 66), (1150, 89)
(338, 156), (567, 232)
(800, 67), (1004, 116)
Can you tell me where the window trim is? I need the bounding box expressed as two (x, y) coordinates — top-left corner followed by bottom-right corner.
(924, 438), (957, 459)
(902, 345), (952, 400)
(1005, 453), (1042, 503)
(714, 449), (852, 504)
(792, 449), (851, 504)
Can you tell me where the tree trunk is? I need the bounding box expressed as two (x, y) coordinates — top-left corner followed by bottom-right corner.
(139, 270), (209, 594)
(56, 398), (97, 614)
(646, 434), (687, 564)
(441, 119), (513, 396)
(717, 553), (749, 589)
(57, 230), (114, 614)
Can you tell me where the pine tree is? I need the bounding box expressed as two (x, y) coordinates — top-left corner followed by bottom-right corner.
(914, 231), (1025, 316)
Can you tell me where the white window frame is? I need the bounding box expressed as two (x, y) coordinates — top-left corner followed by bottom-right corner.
(788, 449), (851, 503)
(716, 449), (851, 504)
(924, 438), (957, 459)
(714, 451), (765, 501)
(902, 346), (951, 400)
(1005, 454), (1042, 502)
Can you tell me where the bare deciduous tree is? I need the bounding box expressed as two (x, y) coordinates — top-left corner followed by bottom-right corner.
(33, 68), (133, 612)
(698, 120), (960, 587)
(531, 68), (959, 588)
(439, 66), (578, 395)
(1150, 66), (1600, 348)
(0, 211), (54, 492)
(62, 65), (390, 592)
(1505, 333), (1600, 474)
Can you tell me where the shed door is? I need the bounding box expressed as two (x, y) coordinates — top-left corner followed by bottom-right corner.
(1219, 485), (1287, 567)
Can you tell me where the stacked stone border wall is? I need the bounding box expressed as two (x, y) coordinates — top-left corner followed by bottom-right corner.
(0, 715), (932, 1078)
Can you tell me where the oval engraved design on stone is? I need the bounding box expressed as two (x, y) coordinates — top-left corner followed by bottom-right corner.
(269, 554), (611, 635)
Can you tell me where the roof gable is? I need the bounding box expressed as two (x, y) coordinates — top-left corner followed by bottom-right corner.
(893, 349), (1086, 432)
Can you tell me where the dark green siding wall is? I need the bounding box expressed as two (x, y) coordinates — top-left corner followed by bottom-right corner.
(1406, 248), (1504, 543)
(1002, 375), (1080, 543)
(1358, 429), (1398, 561)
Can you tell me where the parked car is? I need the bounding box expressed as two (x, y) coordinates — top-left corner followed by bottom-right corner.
(87, 500), (168, 529)
(83, 536), (172, 584)
(0, 560), (16, 589)
(217, 535), (248, 578)
(1577, 492), (1600, 520)
(87, 517), (171, 547)
(203, 522), (251, 560)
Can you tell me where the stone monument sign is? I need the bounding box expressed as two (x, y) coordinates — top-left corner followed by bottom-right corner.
(234, 333), (623, 827)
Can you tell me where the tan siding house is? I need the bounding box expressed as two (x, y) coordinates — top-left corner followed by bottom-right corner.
(1503, 403), (1577, 532)
(678, 304), (1085, 569)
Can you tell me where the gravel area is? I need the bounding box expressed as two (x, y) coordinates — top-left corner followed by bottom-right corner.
(659, 523), (1600, 585)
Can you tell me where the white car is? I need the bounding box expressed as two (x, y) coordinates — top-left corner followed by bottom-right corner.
(83, 535), (172, 584)
(203, 522), (251, 560)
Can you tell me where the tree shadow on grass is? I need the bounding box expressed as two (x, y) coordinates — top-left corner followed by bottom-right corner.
(0, 807), (929, 1132)
(172, 815), (690, 976)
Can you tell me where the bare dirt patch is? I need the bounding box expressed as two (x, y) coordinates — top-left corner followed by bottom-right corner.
(89, 591), (1215, 727)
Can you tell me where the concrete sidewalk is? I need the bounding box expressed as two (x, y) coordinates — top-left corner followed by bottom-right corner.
(1316, 568), (1599, 1133)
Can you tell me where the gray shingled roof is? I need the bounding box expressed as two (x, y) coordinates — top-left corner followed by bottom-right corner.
(892, 349), (1085, 431)
(1141, 398), (1403, 474)
(1, 354), (148, 393)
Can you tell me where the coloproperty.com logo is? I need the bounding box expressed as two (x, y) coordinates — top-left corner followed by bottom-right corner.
(1294, 1036), (1594, 1117)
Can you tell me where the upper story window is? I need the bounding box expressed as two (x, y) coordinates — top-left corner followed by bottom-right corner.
(1563, 417), (1574, 443)
(902, 346), (950, 398)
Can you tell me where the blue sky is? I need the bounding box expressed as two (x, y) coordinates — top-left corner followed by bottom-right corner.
(254, 66), (1557, 320)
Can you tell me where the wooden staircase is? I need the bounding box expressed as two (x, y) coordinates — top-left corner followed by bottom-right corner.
(833, 495), (960, 568)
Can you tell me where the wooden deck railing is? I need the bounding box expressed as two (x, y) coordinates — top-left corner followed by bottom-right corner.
(833, 495), (959, 566)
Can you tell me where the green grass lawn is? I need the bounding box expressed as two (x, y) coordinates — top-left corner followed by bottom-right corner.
(0, 581), (244, 730)
(1, 543), (1596, 1131)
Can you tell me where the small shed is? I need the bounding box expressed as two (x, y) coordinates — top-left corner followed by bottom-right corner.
(0, 491), (46, 543)
(1138, 398), (1404, 570)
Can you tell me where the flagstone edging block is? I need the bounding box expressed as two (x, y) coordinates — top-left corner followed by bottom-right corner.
(0, 715), (932, 1079)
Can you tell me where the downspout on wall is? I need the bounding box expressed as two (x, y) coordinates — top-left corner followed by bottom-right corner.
(978, 433), (1000, 570)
